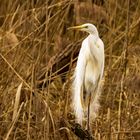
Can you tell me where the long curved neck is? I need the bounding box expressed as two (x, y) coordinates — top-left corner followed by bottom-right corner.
(89, 31), (99, 41)
(88, 28), (99, 38)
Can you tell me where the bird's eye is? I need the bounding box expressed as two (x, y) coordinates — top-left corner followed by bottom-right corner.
(85, 26), (88, 28)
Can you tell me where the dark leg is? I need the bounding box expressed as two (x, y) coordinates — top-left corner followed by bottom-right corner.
(87, 92), (91, 131)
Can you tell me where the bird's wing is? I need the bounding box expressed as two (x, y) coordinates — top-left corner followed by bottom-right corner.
(73, 38), (88, 124)
(88, 36), (104, 81)
(98, 38), (105, 81)
(86, 36), (104, 104)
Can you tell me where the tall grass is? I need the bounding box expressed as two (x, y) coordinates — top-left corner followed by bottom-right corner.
(0, 0), (140, 139)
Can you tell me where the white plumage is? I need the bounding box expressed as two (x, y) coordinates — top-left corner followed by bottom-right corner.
(69, 23), (104, 127)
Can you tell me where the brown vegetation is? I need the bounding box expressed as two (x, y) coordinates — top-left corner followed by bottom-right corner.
(0, 0), (140, 139)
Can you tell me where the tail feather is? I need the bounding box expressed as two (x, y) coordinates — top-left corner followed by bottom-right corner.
(72, 79), (83, 124)
(72, 77), (103, 125)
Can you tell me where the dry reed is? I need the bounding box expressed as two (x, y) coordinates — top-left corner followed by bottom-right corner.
(0, 0), (140, 139)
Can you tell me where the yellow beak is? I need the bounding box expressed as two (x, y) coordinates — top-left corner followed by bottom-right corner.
(67, 25), (84, 30)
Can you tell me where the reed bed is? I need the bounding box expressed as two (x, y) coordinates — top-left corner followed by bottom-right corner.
(0, 0), (140, 139)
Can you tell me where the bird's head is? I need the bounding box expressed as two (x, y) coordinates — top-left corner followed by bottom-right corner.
(68, 23), (99, 36)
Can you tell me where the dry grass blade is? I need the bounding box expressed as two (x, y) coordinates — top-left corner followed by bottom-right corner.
(12, 82), (23, 121)
(0, 0), (140, 139)
(43, 100), (56, 136)
(0, 52), (31, 90)
(4, 102), (24, 140)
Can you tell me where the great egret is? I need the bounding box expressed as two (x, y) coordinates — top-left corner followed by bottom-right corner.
(68, 23), (104, 130)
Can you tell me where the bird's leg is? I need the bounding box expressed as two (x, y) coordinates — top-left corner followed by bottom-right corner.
(87, 92), (92, 131)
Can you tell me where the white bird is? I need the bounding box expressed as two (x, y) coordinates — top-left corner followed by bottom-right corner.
(68, 23), (104, 130)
